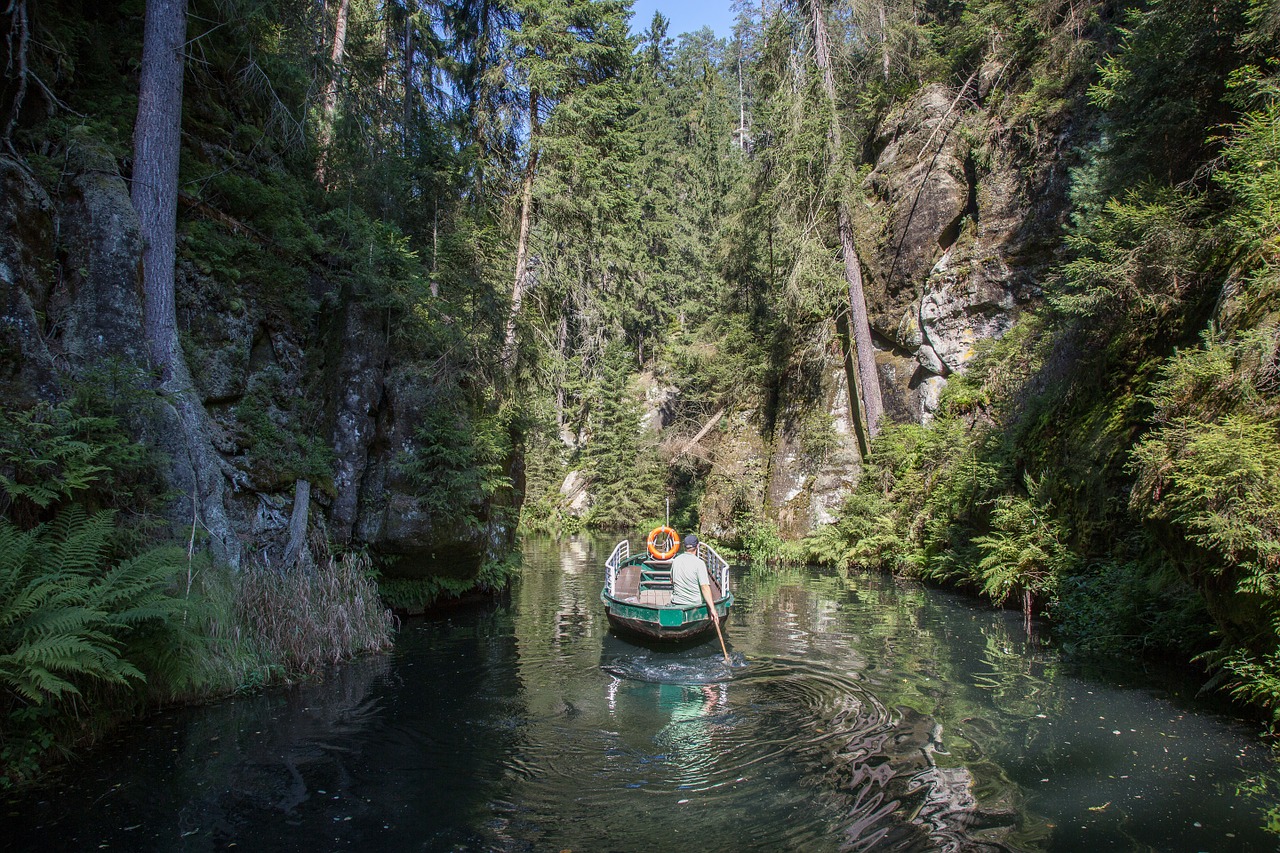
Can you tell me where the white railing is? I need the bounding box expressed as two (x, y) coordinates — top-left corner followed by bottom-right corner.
(698, 541), (730, 597)
(605, 539), (629, 597)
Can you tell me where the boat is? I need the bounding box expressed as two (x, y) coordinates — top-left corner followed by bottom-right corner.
(601, 527), (733, 642)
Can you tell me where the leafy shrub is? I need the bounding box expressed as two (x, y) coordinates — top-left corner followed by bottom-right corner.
(735, 512), (787, 566)
(0, 376), (161, 529)
(376, 552), (519, 612)
(396, 398), (515, 533)
(232, 366), (335, 493)
(1051, 555), (1213, 658)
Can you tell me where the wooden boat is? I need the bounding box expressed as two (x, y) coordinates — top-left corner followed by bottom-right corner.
(601, 530), (733, 642)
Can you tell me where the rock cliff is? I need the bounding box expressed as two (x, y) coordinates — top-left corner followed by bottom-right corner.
(695, 77), (1073, 543)
(0, 148), (500, 574)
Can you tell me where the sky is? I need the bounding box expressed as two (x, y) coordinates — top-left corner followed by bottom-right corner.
(628, 0), (737, 40)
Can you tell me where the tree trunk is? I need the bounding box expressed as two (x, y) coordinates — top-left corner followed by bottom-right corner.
(316, 0), (351, 185)
(555, 305), (568, 433)
(402, 0), (414, 154)
(133, 0), (240, 568)
(809, 0), (884, 441)
(3, 0), (30, 147)
(879, 1), (890, 81)
(283, 479), (312, 570)
(839, 206), (883, 443)
(737, 51), (747, 150)
(430, 200), (439, 297)
(134, 0), (186, 383)
(501, 88), (540, 368)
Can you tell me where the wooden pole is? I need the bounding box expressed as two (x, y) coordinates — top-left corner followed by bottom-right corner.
(712, 611), (730, 664)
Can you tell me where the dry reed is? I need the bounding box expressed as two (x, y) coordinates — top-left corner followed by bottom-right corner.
(235, 552), (397, 674)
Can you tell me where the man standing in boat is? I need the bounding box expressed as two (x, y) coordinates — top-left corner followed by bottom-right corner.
(670, 534), (719, 627)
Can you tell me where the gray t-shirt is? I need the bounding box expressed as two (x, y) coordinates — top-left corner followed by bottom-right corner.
(670, 550), (711, 606)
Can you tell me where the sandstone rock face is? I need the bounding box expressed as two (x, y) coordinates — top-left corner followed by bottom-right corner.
(698, 408), (772, 540)
(0, 144), (499, 574)
(57, 144), (149, 373)
(691, 80), (1071, 542)
(859, 81), (1066, 419)
(764, 322), (862, 539)
(0, 157), (58, 404)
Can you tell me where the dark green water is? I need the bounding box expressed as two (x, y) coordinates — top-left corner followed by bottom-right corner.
(4, 535), (1279, 851)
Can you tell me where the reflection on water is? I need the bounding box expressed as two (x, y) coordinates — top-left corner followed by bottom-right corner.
(3, 534), (1279, 852)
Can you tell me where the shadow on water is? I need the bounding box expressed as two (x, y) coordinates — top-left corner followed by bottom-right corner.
(3, 534), (1280, 852)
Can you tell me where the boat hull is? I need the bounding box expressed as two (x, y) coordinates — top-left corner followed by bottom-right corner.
(601, 591), (732, 642)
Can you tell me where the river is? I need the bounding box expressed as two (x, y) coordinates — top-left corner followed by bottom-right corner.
(3, 534), (1278, 851)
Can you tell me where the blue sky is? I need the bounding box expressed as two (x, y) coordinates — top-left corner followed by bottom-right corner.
(628, 0), (736, 40)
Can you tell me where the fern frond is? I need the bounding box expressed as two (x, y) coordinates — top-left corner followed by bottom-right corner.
(48, 506), (113, 575)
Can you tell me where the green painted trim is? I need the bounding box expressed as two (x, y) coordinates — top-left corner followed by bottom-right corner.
(602, 590), (732, 626)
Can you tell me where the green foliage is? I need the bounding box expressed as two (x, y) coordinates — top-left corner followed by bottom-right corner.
(377, 552), (519, 611)
(1130, 330), (1280, 656)
(232, 366), (334, 492)
(1051, 555), (1213, 658)
(972, 476), (1074, 605)
(0, 373), (161, 528)
(396, 397), (515, 533)
(803, 487), (906, 571)
(734, 511), (786, 566)
(581, 344), (667, 530)
(1054, 189), (1212, 331)
(1086, 0), (1252, 195)
(0, 404), (112, 520)
(0, 509), (202, 786)
(1216, 67), (1280, 322)
(1216, 650), (1280, 728)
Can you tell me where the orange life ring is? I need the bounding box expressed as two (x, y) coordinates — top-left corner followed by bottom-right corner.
(646, 526), (679, 560)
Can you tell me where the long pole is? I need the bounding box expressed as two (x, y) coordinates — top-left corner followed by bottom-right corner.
(712, 611), (730, 664)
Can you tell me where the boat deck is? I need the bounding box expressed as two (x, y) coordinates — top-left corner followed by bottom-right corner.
(610, 558), (723, 607)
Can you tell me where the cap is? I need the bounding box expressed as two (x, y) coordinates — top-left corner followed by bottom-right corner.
(682, 533), (699, 548)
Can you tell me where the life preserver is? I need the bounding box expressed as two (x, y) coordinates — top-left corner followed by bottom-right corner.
(646, 526), (679, 560)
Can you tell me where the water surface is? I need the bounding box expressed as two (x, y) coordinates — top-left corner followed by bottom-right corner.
(4, 535), (1278, 851)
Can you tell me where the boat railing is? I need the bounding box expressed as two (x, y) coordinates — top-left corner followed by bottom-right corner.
(605, 539), (629, 597)
(699, 541), (730, 597)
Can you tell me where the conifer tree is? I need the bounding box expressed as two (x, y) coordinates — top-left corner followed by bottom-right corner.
(132, 0), (239, 568)
(498, 0), (634, 369)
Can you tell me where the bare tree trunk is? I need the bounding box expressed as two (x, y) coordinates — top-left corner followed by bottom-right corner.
(402, 0), (414, 154)
(133, 0), (240, 568)
(501, 88), (540, 368)
(555, 305), (568, 432)
(430, 200), (439, 297)
(879, 1), (890, 81)
(809, 0), (884, 442)
(283, 478), (312, 570)
(3, 0), (30, 148)
(316, 0), (351, 185)
(839, 206), (883, 441)
(737, 51), (747, 150)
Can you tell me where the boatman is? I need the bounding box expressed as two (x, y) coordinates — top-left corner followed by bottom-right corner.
(670, 533), (719, 627)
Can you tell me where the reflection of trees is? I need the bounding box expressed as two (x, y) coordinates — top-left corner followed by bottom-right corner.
(738, 660), (1026, 851)
(98, 654), (395, 850)
(738, 565), (1059, 849)
(511, 534), (608, 713)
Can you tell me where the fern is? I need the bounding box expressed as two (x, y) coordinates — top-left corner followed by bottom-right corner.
(0, 509), (196, 715)
(973, 476), (1075, 606)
